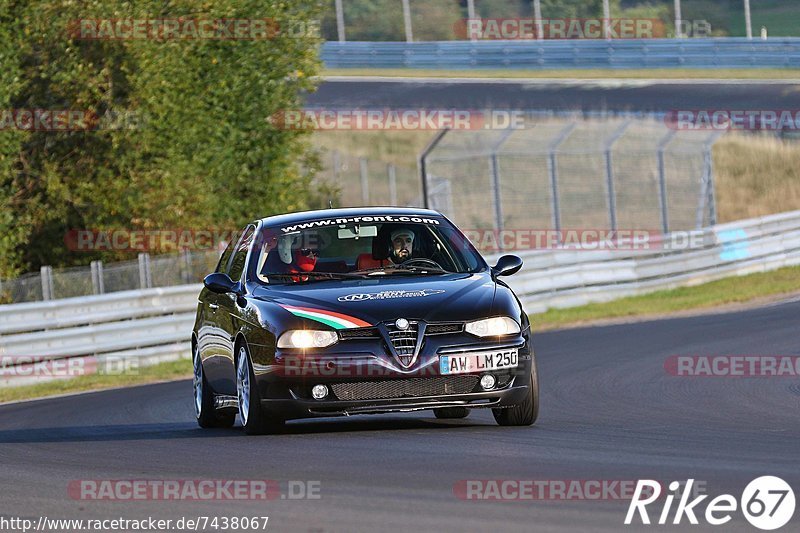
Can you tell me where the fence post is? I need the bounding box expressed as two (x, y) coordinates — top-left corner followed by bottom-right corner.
(182, 249), (192, 284)
(533, 0), (543, 40)
(334, 0), (346, 42)
(707, 132), (722, 226)
(402, 0), (413, 42)
(332, 150), (341, 181)
(90, 260), (105, 295)
(697, 151), (711, 229)
(547, 122), (578, 237)
(604, 120), (632, 232)
(40, 265), (54, 301)
(359, 157), (369, 205)
(388, 164), (398, 206)
(744, 0), (753, 40)
(697, 131), (723, 228)
(657, 130), (677, 235)
(488, 153), (504, 234)
(706, 149), (717, 227)
(488, 128), (516, 238)
(138, 253), (152, 289)
(418, 128), (450, 209)
(467, 0), (478, 41)
(674, 0), (683, 38)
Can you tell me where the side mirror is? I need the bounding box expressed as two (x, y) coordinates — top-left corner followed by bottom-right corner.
(204, 272), (236, 294)
(492, 255), (523, 277)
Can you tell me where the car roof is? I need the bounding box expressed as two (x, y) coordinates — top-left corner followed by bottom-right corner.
(254, 207), (445, 227)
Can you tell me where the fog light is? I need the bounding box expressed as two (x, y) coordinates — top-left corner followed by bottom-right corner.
(480, 374), (496, 390)
(311, 384), (328, 400)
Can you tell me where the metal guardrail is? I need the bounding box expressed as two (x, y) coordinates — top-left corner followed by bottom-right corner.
(321, 38), (800, 69)
(0, 285), (200, 388)
(3, 209), (800, 387)
(504, 210), (800, 312)
(0, 284), (200, 335)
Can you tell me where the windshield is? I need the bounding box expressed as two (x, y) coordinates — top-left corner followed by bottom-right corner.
(250, 216), (486, 284)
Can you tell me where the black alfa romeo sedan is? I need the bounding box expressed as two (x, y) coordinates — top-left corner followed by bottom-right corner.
(192, 207), (538, 434)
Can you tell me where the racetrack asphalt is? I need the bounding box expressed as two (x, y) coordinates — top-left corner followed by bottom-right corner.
(308, 78), (800, 113)
(1, 298), (798, 532)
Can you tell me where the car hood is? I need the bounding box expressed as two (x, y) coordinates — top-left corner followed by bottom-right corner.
(250, 273), (501, 327)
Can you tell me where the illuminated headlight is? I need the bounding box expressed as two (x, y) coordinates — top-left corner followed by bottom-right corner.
(277, 330), (338, 349)
(465, 317), (520, 337)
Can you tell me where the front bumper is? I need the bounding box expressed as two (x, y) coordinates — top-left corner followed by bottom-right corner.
(258, 377), (530, 419)
(249, 336), (532, 420)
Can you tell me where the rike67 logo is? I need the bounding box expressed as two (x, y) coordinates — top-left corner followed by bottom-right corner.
(626, 477), (795, 530)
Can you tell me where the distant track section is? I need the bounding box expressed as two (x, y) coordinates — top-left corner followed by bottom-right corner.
(309, 77), (800, 113)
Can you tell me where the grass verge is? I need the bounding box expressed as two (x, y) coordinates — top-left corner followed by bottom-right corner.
(323, 68), (800, 80)
(714, 134), (800, 223)
(531, 265), (800, 331)
(0, 358), (191, 404)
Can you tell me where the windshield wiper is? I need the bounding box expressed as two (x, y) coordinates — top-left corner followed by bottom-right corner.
(357, 264), (454, 276)
(394, 265), (453, 274)
(261, 271), (367, 282)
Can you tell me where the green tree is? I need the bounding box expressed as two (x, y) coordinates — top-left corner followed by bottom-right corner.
(0, 0), (322, 276)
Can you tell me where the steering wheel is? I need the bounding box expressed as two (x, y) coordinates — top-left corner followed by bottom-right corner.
(401, 258), (444, 270)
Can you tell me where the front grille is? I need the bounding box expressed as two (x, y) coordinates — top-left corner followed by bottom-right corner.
(386, 321), (418, 366)
(425, 323), (463, 335)
(331, 375), (480, 401)
(339, 327), (380, 339)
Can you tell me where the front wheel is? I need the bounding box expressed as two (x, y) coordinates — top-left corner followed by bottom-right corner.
(237, 344), (284, 435)
(493, 359), (539, 427)
(194, 344), (234, 429)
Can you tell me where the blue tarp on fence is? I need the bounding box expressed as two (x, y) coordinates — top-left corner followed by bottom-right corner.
(321, 38), (800, 69)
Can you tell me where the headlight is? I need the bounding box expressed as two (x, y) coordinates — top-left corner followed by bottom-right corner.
(277, 330), (338, 349)
(465, 317), (520, 337)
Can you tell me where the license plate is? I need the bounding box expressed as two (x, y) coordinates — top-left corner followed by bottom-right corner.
(439, 349), (518, 375)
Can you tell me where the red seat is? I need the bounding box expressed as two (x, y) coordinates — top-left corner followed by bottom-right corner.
(356, 253), (388, 270)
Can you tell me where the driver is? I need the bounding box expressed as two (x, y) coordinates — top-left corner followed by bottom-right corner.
(389, 228), (414, 264)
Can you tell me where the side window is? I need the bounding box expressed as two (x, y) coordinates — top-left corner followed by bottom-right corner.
(228, 225), (255, 281)
(215, 241), (235, 274)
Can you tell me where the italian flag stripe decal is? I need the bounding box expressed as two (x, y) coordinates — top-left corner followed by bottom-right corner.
(279, 304), (372, 330)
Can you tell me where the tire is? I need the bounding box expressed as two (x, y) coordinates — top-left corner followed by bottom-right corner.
(433, 407), (470, 419)
(493, 357), (539, 427)
(236, 343), (284, 435)
(194, 343), (235, 428)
